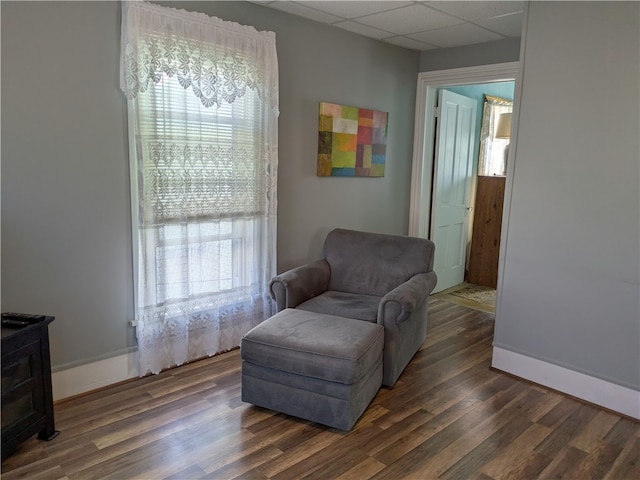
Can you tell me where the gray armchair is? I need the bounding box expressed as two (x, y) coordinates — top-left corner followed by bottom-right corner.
(269, 228), (437, 387)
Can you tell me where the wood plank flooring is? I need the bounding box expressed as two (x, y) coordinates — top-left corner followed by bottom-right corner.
(2, 298), (638, 479)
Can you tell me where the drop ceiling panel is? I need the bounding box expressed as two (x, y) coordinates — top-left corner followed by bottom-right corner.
(409, 22), (504, 48)
(333, 20), (394, 40)
(266, 1), (343, 24)
(427, 1), (524, 20)
(384, 36), (438, 51)
(355, 4), (464, 35)
(255, 1), (524, 51)
(300, 1), (414, 19)
(474, 11), (524, 37)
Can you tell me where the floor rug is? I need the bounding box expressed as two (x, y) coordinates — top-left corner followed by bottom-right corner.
(450, 284), (496, 304)
(433, 283), (497, 314)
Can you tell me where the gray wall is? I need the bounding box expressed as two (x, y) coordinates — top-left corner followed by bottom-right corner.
(1, 1), (136, 368)
(1, 1), (419, 370)
(420, 37), (521, 72)
(495, 1), (640, 390)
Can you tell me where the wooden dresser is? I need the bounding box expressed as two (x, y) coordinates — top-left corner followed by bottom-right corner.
(1, 315), (58, 459)
(467, 176), (506, 288)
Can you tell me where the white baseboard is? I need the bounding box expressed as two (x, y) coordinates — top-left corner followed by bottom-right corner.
(52, 352), (139, 402)
(492, 347), (640, 419)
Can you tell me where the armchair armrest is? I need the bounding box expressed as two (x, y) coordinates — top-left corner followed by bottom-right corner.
(269, 259), (331, 311)
(378, 271), (437, 323)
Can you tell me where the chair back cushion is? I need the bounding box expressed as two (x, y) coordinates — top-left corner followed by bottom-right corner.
(323, 229), (435, 296)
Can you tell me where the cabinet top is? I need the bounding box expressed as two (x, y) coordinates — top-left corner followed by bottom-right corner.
(1, 315), (54, 340)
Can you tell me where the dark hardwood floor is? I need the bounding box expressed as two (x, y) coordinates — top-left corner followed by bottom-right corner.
(2, 298), (638, 479)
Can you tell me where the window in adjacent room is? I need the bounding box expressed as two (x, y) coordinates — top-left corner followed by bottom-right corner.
(478, 95), (512, 177)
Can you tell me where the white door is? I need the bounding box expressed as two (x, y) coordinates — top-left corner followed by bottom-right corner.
(431, 89), (477, 293)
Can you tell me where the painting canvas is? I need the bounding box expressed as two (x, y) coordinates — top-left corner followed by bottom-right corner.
(317, 102), (388, 177)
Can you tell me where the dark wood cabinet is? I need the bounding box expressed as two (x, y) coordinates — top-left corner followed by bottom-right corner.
(467, 176), (506, 288)
(1, 316), (58, 460)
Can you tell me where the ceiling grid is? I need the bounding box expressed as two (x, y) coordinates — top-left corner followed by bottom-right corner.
(255, 1), (524, 51)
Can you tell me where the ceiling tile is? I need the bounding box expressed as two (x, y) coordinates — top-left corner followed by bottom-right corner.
(266, 1), (343, 24)
(356, 4), (464, 35)
(475, 11), (523, 37)
(301, 1), (413, 20)
(254, 1), (524, 52)
(332, 20), (393, 40)
(409, 22), (505, 48)
(426, 1), (524, 21)
(383, 35), (438, 52)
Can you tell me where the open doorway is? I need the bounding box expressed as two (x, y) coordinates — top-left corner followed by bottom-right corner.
(408, 62), (520, 311)
(443, 84), (514, 290)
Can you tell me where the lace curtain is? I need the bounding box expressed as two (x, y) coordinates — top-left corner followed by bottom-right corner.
(120, 1), (278, 375)
(478, 95), (512, 176)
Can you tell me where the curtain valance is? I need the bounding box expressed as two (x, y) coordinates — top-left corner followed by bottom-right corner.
(120, 1), (278, 108)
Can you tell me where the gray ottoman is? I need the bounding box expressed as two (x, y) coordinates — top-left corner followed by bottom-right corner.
(241, 308), (384, 430)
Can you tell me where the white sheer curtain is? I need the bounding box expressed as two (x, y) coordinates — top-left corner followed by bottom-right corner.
(119, 1), (278, 375)
(478, 95), (512, 177)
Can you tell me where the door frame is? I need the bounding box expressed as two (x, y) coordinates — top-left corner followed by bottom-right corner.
(409, 62), (520, 238)
(408, 62), (521, 301)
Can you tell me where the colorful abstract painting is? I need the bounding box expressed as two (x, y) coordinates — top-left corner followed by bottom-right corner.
(317, 102), (388, 177)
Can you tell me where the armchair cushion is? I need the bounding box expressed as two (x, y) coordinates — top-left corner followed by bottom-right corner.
(297, 291), (380, 322)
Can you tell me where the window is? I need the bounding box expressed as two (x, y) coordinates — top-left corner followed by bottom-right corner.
(120, 1), (278, 375)
(135, 71), (265, 309)
(478, 95), (512, 177)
